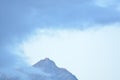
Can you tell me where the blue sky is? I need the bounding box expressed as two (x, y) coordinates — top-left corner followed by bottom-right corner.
(0, 0), (120, 80)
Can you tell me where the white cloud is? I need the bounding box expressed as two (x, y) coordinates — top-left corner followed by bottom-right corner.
(94, 0), (118, 7)
(21, 24), (120, 80)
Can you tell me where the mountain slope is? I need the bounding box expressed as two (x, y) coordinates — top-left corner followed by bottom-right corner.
(0, 58), (78, 80)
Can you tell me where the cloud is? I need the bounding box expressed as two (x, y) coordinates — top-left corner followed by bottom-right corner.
(0, 0), (36, 69)
(21, 0), (120, 27)
(28, 0), (120, 30)
(22, 24), (120, 80)
(94, 0), (117, 7)
(0, 0), (120, 72)
(94, 0), (120, 7)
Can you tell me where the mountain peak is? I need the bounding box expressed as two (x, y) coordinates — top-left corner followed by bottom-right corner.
(0, 58), (78, 80)
(33, 58), (58, 72)
(42, 58), (52, 62)
(33, 58), (56, 66)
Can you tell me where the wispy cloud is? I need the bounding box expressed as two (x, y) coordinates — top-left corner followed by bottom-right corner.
(94, 0), (120, 8)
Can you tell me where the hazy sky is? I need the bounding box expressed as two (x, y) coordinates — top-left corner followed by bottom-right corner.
(22, 25), (120, 80)
(0, 0), (120, 80)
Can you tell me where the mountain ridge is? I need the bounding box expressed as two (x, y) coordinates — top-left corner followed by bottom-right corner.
(0, 58), (78, 80)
